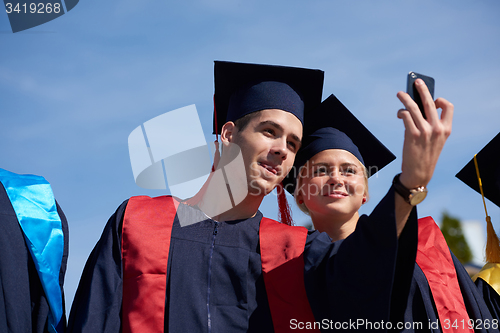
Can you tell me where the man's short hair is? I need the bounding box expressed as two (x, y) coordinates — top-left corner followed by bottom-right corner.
(233, 110), (263, 132)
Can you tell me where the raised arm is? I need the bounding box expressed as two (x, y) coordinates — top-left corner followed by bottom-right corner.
(394, 78), (454, 236)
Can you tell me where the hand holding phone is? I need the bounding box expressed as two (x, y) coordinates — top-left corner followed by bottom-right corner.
(406, 72), (435, 119)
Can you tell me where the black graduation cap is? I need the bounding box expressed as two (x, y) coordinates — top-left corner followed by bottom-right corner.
(456, 133), (500, 264)
(283, 94), (396, 194)
(213, 61), (324, 135)
(456, 132), (500, 208)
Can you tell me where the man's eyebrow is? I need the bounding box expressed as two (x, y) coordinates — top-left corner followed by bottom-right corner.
(257, 120), (302, 144)
(258, 120), (283, 131)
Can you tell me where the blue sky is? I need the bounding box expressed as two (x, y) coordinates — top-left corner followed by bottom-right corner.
(1, 0), (499, 316)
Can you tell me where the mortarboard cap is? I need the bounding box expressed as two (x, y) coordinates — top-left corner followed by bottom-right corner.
(213, 61), (324, 135)
(456, 132), (500, 263)
(284, 94), (396, 194)
(456, 132), (500, 208)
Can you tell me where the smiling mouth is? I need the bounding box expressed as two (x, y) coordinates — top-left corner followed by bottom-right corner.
(258, 162), (278, 175)
(324, 190), (348, 198)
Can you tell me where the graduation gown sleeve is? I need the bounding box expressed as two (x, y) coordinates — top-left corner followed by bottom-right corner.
(453, 256), (497, 332)
(390, 213), (498, 332)
(475, 275), (500, 320)
(67, 200), (128, 333)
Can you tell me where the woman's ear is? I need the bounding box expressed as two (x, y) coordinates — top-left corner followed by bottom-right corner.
(221, 122), (236, 147)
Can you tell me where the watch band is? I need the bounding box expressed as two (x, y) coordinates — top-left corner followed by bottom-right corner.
(392, 173), (428, 206)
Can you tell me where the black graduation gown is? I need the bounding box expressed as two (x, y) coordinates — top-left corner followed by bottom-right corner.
(68, 188), (403, 333)
(389, 214), (498, 332)
(475, 277), (500, 320)
(0, 182), (69, 333)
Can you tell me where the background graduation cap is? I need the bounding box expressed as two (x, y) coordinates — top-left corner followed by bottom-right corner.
(456, 132), (500, 208)
(456, 132), (500, 263)
(284, 93), (396, 194)
(213, 61), (324, 135)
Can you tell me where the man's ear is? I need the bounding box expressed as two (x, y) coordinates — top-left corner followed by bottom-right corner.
(221, 122), (237, 147)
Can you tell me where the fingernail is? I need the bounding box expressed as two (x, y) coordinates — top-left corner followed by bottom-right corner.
(415, 78), (424, 85)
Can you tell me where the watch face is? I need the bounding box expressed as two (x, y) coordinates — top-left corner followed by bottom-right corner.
(410, 191), (427, 206)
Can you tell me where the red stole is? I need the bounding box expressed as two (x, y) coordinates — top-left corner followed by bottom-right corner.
(121, 196), (178, 333)
(416, 216), (473, 332)
(259, 217), (319, 332)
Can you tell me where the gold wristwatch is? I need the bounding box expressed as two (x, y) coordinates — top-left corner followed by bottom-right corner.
(392, 173), (427, 206)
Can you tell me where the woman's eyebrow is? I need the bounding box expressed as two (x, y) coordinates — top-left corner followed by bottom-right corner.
(340, 162), (359, 168)
(311, 162), (330, 168)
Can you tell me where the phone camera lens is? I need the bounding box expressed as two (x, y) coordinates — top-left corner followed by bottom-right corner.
(410, 73), (417, 79)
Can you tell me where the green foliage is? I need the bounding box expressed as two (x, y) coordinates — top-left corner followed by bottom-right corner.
(440, 212), (473, 264)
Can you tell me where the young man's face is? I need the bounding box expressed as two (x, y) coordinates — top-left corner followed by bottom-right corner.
(225, 109), (303, 197)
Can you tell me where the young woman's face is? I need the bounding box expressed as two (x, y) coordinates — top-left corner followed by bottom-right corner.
(296, 149), (367, 220)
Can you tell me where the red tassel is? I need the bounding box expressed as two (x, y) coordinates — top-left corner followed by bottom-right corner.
(277, 182), (293, 226)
